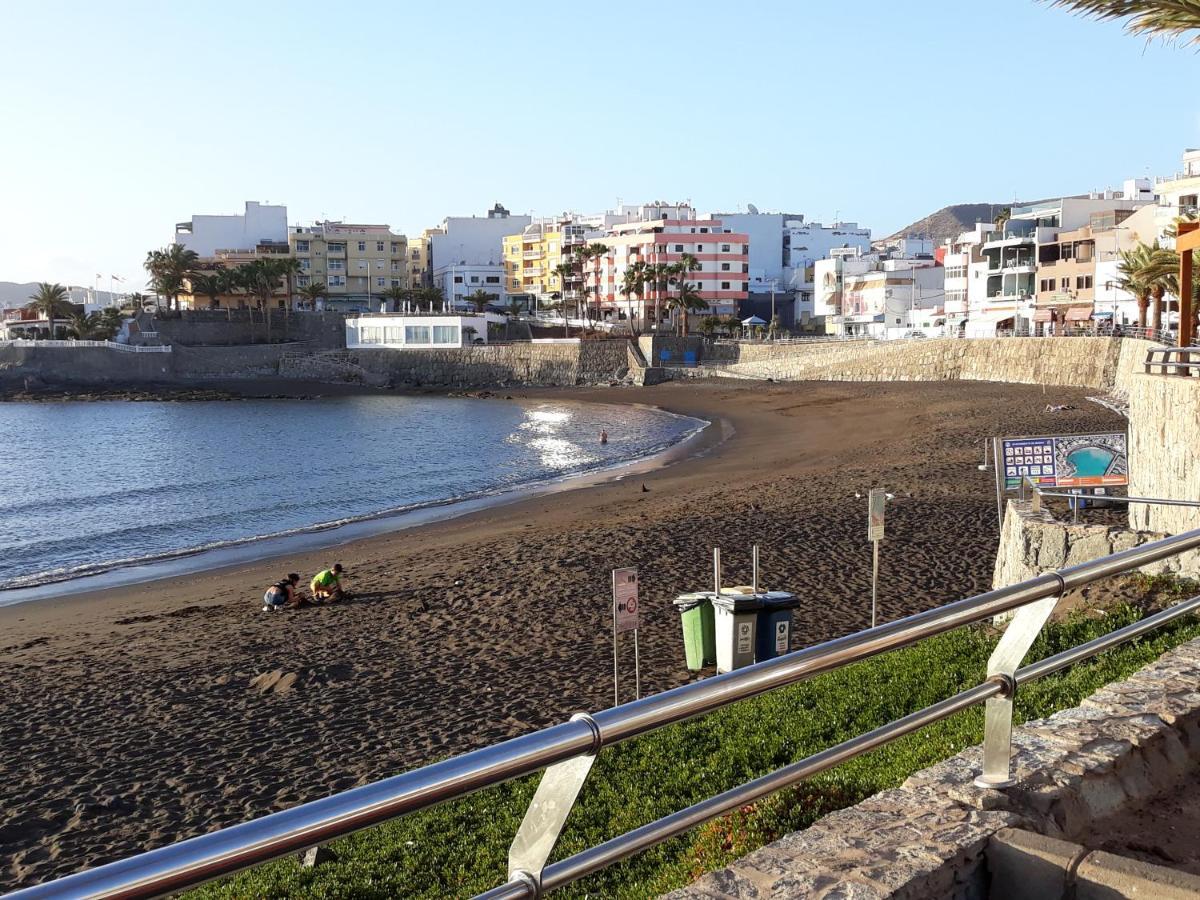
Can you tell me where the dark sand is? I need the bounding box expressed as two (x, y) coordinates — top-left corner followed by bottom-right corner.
(0, 379), (1125, 889)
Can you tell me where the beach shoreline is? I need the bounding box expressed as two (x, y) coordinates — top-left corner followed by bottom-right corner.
(0, 391), (714, 606)
(0, 379), (1126, 889)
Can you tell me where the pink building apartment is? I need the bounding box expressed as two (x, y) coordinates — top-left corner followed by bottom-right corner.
(582, 214), (750, 327)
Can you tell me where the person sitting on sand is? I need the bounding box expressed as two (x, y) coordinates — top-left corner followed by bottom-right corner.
(263, 573), (301, 612)
(310, 564), (346, 603)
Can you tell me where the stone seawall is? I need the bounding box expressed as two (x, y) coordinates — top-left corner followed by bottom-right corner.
(715, 337), (1132, 390)
(150, 310), (347, 349)
(0, 342), (308, 385)
(286, 341), (631, 388)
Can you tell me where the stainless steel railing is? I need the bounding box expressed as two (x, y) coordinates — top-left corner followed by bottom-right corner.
(13, 527), (1200, 900)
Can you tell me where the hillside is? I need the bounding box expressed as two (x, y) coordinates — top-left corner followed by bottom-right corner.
(882, 203), (1009, 245)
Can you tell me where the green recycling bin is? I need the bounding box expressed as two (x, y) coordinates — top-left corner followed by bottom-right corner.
(674, 592), (716, 670)
(712, 591), (763, 673)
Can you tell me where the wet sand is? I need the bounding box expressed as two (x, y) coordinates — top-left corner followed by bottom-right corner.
(0, 379), (1125, 888)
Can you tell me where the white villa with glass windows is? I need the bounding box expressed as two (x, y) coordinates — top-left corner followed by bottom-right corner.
(345, 314), (497, 349)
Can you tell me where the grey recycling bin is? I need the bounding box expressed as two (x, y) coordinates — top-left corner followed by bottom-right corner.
(711, 591), (762, 673)
(755, 591), (799, 661)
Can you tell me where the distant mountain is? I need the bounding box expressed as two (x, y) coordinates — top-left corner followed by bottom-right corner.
(881, 203), (1010, 246)
(0, 282), (120, 309)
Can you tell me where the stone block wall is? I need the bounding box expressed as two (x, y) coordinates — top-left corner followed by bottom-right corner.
(0, 343), (173, 385)
(715, 337), (1126, 389)
(171, 344), (305, 378)
(346, 340), (629, 387)
(151, 310), (347, 349)
(1126, 373), (1200, 535)
(990, 500), (1200, 588)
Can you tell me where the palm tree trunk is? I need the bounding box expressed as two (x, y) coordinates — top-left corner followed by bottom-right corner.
(1152, 288), (1164, 335)
(1138, 294), (1148, 329)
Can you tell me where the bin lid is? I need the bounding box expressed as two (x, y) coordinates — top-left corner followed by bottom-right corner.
(761, 591), (799, 610)
(673, 592), (711, 611)
(712, 591), (763, 612)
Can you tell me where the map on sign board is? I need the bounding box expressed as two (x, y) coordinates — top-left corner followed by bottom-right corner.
(613, 568), (640, 633)
(867, 489), (886, 542)
(1001, 432), (1128, 491)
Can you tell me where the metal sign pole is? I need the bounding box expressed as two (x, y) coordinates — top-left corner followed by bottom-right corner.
(633, 630), (641, 700)
(992, 437), (1004, 530)
(612, 586), (620, 707)
(871, 539), (879, 629)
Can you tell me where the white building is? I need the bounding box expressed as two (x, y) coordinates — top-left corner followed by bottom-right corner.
(941, 224), (998, 336)
(707, 211), (872, 324)
(815, 247), (942, 337)
(1152, 149), (1200, 246)
(434, 263), (508, 308)
(427, 203), (532, 275)
(345, 313), (499, 349)
(174, 201), (289, 256)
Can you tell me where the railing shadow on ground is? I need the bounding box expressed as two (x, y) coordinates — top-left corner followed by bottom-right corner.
(13, 528), (1200, 900)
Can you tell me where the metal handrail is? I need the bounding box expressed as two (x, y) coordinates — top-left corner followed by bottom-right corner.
(13, 527), (1200, 900)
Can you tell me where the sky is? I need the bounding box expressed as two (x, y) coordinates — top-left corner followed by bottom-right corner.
(0, 0), (1197, 291)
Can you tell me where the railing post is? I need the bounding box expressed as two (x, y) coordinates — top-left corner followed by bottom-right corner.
(507, 713), (601, 895)
(974, 587), (1062, 789)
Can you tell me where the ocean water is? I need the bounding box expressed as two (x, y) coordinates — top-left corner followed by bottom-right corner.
(0, 396), (704, 593)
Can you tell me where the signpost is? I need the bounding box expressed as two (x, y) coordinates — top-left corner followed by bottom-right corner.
(612, 567), (641, 705)
(867, 489), (886, 629)
(991, 431), (1129, 526)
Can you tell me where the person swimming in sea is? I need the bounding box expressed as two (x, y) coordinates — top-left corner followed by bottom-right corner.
(600, 429), (608, 445)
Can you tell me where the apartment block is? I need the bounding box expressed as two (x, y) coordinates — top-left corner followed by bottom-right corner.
(289, 222), (408, 311)
(174, 201), (289, 257)
(581, 205), (750, 327)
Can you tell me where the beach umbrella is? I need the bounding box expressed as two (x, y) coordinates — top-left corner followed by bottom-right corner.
(741, 315), (767, 325)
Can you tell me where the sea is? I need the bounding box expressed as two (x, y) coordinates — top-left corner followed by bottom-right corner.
(0, 396), (705, 599)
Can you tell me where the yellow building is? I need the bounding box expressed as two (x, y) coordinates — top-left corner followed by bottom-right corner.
(503, 219), (586, 301)
(289, 222), (408, 310)
(177, 245), (292, 310)
(408, 229), (438, 289)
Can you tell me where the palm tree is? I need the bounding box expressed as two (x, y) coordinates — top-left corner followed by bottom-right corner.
(235, 259), (285, 343)
(665, 281), (708, 336)
(380, 285), (408, 313)
(144, 245), (200, 310)
(1047, 0), (1200, 45)
(579, 243), (609, 323)
(668, 253), (701, 334)
(26, 282), (70, 339)
(278, 257), (303, 310)
(620, 260), (648, 334)
(644, 262), (673, 334)
(190, 273), (225, 309)
(466, 289), (497, 313)
(419, 285), (446, 313)
(299, 280), (328, 310)
(65, 310), (111, 340)
(1116, 245), (1153, 329)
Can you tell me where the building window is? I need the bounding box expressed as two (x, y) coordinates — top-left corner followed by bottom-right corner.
(743, 264), (749, 273)
(391, 279), (401, 287)
(485, 275), (500, 283)
(384, 326), (402, 343)
(432, 325), (457, 344)
(411, 250), (420, 260)
(696, 244), (704, 252)
(329, 275), (345, 286)
(405, 325), (432, 343)
(1040, 278), (1055, 292)
(1076, 275), (1093, 290)
(470, 276), (479, 283)
(391, 261), (401, 272)
(360, 326), (382, 345)
(377, 241), (385, 252)
(674, 244), (684, 252)
(454, 276), (464, 283)
(297, 275), (310, 287)
(299, 259), (311, 271)
(329, 260), (345, 272)
(391, 242), (402, 254)
(377, 277), (386, 287)
(358, 241), (366, 252)
(328, 243), (345, 254)
(700, 227), (709, 233)
(721, 262), (731, 271)
(721, 244), (730, 252)
(721, 281), (731, 290)
(295, 240), (310, 253)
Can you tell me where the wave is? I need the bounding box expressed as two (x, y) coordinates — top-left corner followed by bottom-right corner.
(0, 414), (707, 593)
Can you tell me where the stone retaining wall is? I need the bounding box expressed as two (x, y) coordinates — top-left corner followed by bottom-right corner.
(1126, 372), (1200, 535)
(713, 338), (1132, 390)
(990, 500), (1200, 588)
(667, 636), (1200, 899)
(327, 341), (630, 387)
(151, 310), (347, 349)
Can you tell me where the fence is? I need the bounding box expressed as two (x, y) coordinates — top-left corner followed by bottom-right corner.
(0, 339), (172, 353)
(12, 528), (1200, 900)
(1144, 346), (1200, 376)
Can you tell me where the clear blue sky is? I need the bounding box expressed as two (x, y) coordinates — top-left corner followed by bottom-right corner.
(1, 0), (1196, 290)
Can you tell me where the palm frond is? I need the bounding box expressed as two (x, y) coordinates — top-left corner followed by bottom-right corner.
(1046, 0), (1200, 46)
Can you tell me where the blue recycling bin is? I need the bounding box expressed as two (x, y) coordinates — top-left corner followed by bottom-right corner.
(755, 591), (799, 661)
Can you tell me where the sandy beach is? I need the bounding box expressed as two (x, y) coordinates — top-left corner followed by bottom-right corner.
(0, 379), (1125, 889)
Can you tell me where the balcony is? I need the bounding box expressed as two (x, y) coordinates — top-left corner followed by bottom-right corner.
(326, 247), (346, 258)
(523, 250), (542, 259)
